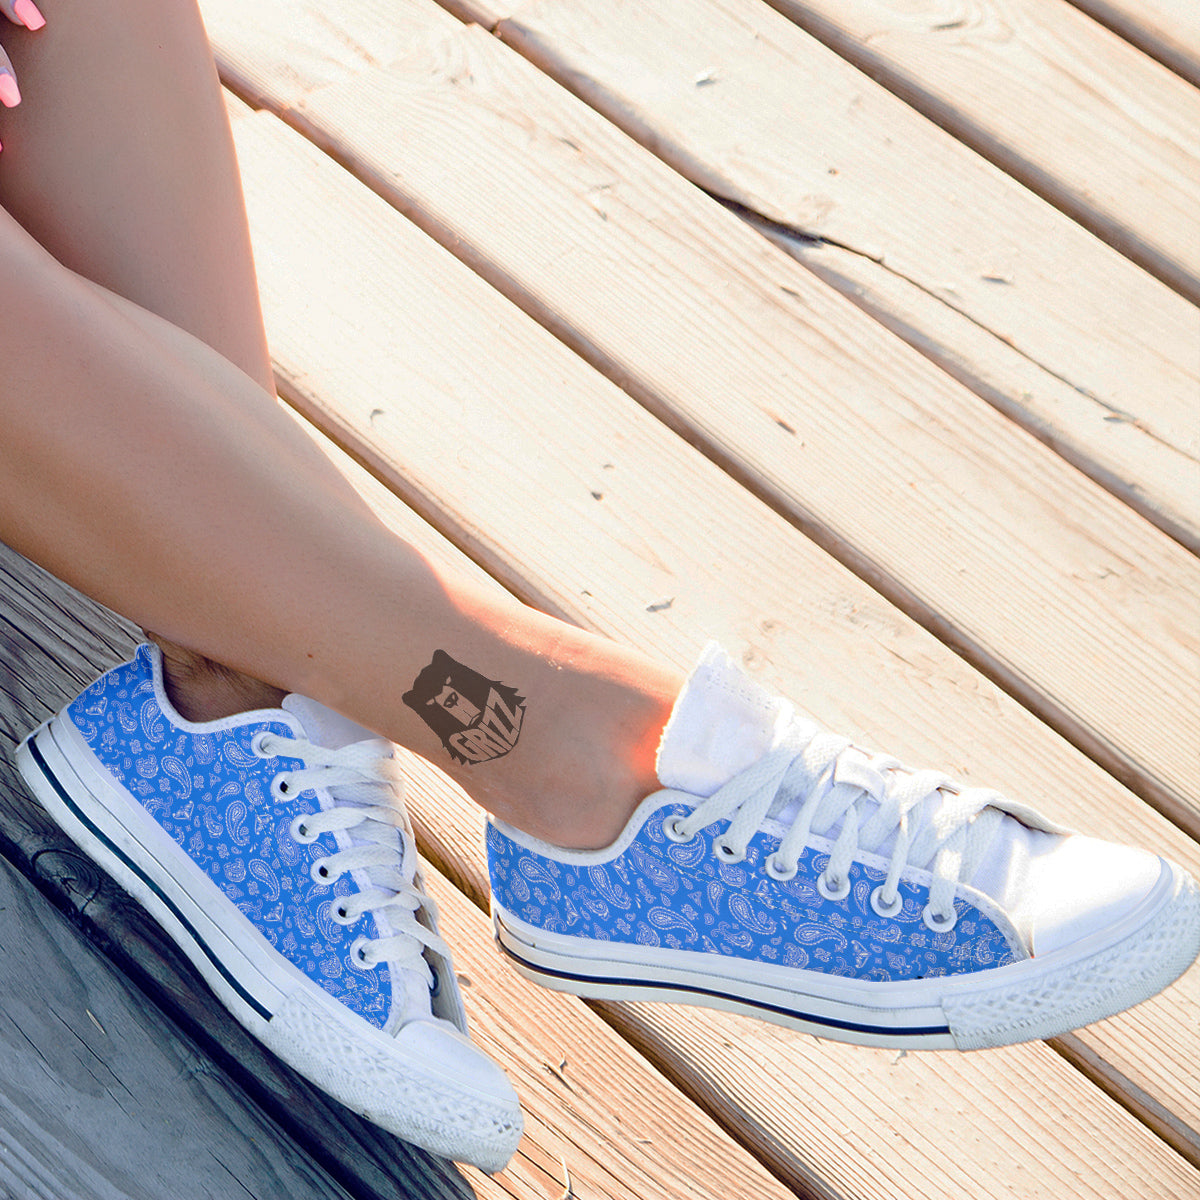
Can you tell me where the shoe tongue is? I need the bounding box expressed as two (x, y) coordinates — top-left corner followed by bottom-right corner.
(280, 696), (393, 816)
(656, 648), (1041, 912)
(657, 644), (794, 797)
(280, 694), (399, 820)
(282, 695), (430, 1020)
(281, 695), (375, 749)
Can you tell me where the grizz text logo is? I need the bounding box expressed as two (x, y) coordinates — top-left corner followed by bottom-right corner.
(403, 651), (526, 766)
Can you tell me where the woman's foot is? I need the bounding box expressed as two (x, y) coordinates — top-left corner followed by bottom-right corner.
(148, 632), (287, 721)
(18, 643), (523, 1170)
(487, 644), (1200, 1050)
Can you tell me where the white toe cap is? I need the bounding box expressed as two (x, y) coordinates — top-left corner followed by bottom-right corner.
(397, 1017), (519, 1109)
(1020, 835), (1165, 958)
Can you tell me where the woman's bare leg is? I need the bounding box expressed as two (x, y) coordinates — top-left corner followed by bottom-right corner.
(0, 0), (271, 388)
(0, 0), (298, 717)
(0, 4), (681, 849)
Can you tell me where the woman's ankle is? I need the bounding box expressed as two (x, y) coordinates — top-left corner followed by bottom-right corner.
(475, 653), (684, 851)
(146, 633), (286, 722)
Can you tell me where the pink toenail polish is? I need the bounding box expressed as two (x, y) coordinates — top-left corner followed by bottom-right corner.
(13, 0), (45, 31)
(0, 73), (20, 108)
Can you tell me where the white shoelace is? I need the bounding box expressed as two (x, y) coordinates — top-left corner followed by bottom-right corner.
(255, 732), (449, 988)
(666, 721), (1007, 929)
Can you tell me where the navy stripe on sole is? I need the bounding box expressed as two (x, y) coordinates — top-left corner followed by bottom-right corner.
(26, 734), (273, 1023)
(494, 914), (951, 1040)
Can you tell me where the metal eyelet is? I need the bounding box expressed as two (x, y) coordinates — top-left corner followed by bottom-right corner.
(289, 813), (318, 845)
(349, 937), (376, 971)
(922, 904), (957, 933)
(713, 837), (746, 864)
(662, 815), (695, 843)
(817, 870), (851, 902)
(271, 772), (294, 801)
(870, 885), (903, 918)
(250, 731), (277, 758)
(763, 853), (798, 881)
(310, 858), (335, 885)
(330, 900), (357, 926)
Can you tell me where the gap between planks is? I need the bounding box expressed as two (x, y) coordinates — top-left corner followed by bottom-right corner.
(458, 0), (1200, 555)
(1064, 0), (1200, 87)
(759, 0), (1200, 303)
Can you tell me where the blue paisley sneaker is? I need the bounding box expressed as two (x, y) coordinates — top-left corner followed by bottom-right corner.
(17, 645), (522, 1171)
(488, 644), (1200, 1049)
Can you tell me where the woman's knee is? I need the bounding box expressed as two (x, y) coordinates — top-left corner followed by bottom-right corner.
(0, 202), (68, 297)
(0, 202), (47, 286)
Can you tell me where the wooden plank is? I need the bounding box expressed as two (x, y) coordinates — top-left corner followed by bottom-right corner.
(205, 12), (1200, 841)
(760, 0), (1200, 303)
(454, 0), (1200, 552)
(1066, 0), (1200, 87)
(199, 0), (461, 106)
(224, 107), (1200, 1174)
(0, 844), (358, 1200)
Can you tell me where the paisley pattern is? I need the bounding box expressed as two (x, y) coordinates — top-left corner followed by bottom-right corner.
(69, 647), (391, 1026)
(488, 803), (1018, 981)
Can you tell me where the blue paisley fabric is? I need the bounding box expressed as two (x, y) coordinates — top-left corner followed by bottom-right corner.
(69, 647), (391, 1026)
(488, 804), (1018, 980)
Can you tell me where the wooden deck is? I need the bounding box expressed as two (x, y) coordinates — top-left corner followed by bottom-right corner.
(1, 1), (1197, 1196)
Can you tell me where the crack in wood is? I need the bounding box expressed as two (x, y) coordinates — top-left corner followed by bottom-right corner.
(705, 186), (1177, 453)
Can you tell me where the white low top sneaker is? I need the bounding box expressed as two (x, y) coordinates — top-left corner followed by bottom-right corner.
(488, 644), (1199, 1049)
(17, 644), (522, 1171)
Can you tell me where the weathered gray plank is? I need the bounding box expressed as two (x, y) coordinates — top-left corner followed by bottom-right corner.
(0, 543), (477, 1200)
(0, 845), (355, 1200)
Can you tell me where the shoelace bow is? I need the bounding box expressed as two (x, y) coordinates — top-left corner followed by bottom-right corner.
(667, 721), (1007, 927)
(256, 732), (449, 986)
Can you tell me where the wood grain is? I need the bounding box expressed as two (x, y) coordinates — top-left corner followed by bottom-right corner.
(1066, 0), (1200, 86)
(222, 107), (1200, 1165)
(763, 0), (1200, 301)
(199, 0), (462, 106)
(209, 19), (1200, 840)
(469, 0), (1200, 551)
(0, 848), (356, 1200)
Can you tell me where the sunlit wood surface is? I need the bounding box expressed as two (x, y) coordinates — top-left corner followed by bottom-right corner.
(1, 1), (1196, 1196)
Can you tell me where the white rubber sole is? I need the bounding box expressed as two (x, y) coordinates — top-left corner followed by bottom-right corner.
(492, 856), (1200, 1050)
(18, 716), (522, 1171)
